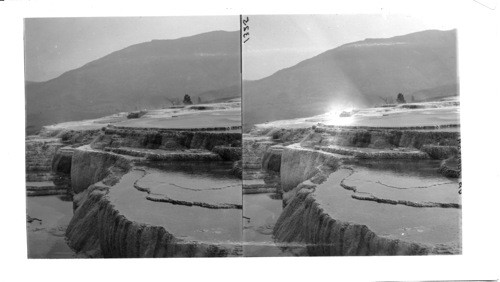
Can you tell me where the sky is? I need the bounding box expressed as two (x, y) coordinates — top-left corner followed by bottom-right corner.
(243, 14), (458, 80)
(25, 15), (457, 82)
(24, 16), (239, 82)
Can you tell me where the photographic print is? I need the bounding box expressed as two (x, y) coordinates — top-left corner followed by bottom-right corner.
(25, 16), (243, 258)
(25, 14), (461, 258)
(242, 14), (461, 256)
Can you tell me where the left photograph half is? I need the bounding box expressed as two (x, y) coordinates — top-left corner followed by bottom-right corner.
(25, 17), (243, 258)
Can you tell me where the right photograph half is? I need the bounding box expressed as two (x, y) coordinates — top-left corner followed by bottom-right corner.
(241, 14), (461, 256)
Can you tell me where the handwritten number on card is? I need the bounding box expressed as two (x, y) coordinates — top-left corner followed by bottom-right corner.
(242, 16), (250, 43)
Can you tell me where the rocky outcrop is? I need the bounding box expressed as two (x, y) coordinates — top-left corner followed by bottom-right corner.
(242, 135), (276, 170)
(241, 134), (282, 195)
(70, 146), (131, 194)
(27, 127), (102, 181)
(316, 145), (429, 159)
(211, 146), (242, 161)
(189, 132), (241, 150)
(93, 127), (241, 150)
(39, 128), (102, 144)
(280, 145), (344, 193)
(307, 126), (460, 150)
(273, 164), (460, 255)
(66, 183), (239, 258)
(66, 149), (243, 257)
(52, 146), (75, 174)
(274, 190), (440, 256)
(231, 160), (243, 179)
(267, 127), (312, 145)
(261, 146), (284, 173)
(127, 110), (147, 119)
(65, 121), (243, 258)
(249, 121), (462, 256)
(27, 99), (245, 258)
(25, 137), (64, 181)
(421, 145), (459, 160)
(26, 182), (69, 197)
(91, 127), (242, 162)
(439, 156), (461, 178)
(26, 128), (102, 197)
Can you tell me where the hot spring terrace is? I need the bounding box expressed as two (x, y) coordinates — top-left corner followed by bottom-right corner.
(244, 99), (461, 255)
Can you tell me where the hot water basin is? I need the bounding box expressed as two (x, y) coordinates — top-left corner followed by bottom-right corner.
(314, 160), (461, 247)
(108, 162), (242, 246)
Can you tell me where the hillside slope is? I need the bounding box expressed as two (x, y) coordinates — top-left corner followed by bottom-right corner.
(26, 30), (240, 134)
(243, 29), (458, 130)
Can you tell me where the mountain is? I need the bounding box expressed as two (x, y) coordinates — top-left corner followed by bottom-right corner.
(25, 30), (240, 134)
(243, 29), (458, 131)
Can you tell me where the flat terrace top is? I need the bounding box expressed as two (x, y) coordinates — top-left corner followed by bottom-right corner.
(115, 108), (241, 130)
(314, 160), (461, 248)
(108, 162), (242, 245)
(42, 102), (241, 132)
(255, 98), (460, 131)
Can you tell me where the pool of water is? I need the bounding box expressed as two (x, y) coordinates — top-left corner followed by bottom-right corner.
(26, 195), (76, 258)
(243, 193), (306, 256)
(138, 162), (241, 207)
(314, 160), (461, 246)
(344, 160), (460, 206)
(109, 162), (243, 245)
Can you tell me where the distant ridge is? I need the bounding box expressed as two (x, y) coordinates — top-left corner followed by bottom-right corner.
(243, 29), (458, 131)
(25, 30), (240, 134)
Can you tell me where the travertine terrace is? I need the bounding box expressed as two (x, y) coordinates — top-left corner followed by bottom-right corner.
(27, 100), (243, 257)
(244, 98), (461, 255)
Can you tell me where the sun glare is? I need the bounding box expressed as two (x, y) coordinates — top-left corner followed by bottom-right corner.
(323, 105), (356, 126)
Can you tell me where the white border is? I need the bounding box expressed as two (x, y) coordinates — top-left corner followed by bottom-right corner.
(1, 0), (499, 281)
